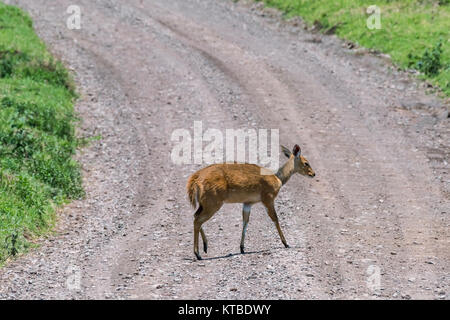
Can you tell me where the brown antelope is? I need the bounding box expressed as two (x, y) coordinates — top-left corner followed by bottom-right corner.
(186, 144), (315, 260)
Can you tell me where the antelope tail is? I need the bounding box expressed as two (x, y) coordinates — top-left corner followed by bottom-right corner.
(187, 174), (199, 209)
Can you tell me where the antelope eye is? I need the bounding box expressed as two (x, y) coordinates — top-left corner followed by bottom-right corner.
(304, 163), (309, 166)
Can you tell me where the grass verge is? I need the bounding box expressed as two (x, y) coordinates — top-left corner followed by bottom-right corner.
(0, 3), (84, 265)
(255, 0), (450, 96)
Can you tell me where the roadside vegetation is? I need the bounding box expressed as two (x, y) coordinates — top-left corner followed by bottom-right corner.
(255, 0), (450, 96)
(0, 3), (83, 264)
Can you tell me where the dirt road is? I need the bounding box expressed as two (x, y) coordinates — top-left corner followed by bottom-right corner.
(0, 0), (448, 299)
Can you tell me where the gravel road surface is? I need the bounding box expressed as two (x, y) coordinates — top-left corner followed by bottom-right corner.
(0, 0), (448, 299)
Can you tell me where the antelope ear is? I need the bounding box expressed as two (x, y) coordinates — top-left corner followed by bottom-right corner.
(292, 144), (301, 157)
(281, 145), (292, 158)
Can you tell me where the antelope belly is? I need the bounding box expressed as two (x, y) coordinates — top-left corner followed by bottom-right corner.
(224, 191), (261, 203)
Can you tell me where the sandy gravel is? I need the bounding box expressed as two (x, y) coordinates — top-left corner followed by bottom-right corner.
(0, 0), (448, 299)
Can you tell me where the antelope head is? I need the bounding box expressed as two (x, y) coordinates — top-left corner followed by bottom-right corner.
(281, 144), (315, 178)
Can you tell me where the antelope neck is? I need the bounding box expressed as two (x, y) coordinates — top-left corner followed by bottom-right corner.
(275, 158), (295, 185)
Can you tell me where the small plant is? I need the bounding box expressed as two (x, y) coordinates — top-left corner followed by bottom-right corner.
(408, 39), (443, 77)
(0, 49), (28, 78)
(6, 231), (19, 256)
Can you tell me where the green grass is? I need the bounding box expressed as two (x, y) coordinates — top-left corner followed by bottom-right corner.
(256, 0), (450, 96)
(0, 3), (83, 264)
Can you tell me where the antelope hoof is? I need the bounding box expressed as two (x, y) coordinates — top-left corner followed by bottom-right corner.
(283, 242), (290, 248)
(203, 243), (208, 253)
(195, 252), (202, 260)
(240, 246), (245, 254)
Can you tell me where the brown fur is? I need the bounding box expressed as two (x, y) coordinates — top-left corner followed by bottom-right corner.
(187, 163), (282, 208)
(187, 173), (200, 208)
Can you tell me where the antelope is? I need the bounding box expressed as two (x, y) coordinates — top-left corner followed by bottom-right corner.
(186, 144), (315, 260)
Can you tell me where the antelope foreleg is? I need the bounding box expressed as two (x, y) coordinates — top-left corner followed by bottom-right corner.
(264, 201), (289, 248)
